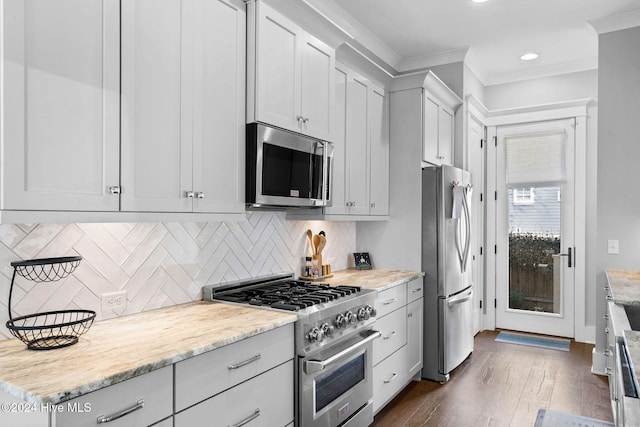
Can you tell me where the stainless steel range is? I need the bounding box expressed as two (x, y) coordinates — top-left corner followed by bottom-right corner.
(203, 273), (380, 427)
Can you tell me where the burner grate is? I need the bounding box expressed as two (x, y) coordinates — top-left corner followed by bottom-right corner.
(209, 279), (362, 311)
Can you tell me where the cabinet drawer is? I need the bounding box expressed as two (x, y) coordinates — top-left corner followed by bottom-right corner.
(407, 278), (424, 303)
(373, 306), (407, 366)
(375, 285), (407, 318)
(175, 324), (294, 412)
(56, 365), (172, 427)
(373, 345), (408, 414)
(175, 360), (294, 427)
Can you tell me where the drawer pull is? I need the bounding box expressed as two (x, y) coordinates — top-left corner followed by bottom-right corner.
(413, 288), (422, 293)
(96, 399), (144, 424)
(383, 298), (398, 306)
(383, 372), (397, 384)
(229, 408), (261, 427)
(382, 331), (397, 340)
(228, 353), (261, 370)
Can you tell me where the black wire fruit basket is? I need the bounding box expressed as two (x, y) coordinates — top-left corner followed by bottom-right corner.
(6, 256), (96, 350)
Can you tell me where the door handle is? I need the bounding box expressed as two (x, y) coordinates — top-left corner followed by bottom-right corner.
(447, 289), (473, 307)
(558, 247), (572, 268)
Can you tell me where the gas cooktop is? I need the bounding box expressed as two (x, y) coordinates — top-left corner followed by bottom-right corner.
(203, 274), (364, 312)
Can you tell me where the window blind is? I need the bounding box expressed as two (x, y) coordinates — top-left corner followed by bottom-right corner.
(505, 130), (567, 187)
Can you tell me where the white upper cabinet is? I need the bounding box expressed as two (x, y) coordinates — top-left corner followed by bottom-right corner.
(326, 63), (389, 217)
(368, 86), (390, 216)
(1, 0), (120, 211)
(422, 71), (462, 167)
(247, 1), (335, 141)
(121, 0), (245, 213)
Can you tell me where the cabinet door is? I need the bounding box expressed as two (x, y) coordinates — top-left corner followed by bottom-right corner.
(345, 77), (370, 215)
(2, 0), (120, 211)
(299, 34), (334, 140)
(407, 298), (424, 377)
(368, 86), (389, 215)
(121, 0), (191, 212)
(190, 0), (245, 213)
(175, 360), (294, 427)
(325, 65), (349, 215)
(254, 2), (301, 133)
(438, 105), (454, 166)
(423, 94), (440, 165)
(56, 366), (173, 427)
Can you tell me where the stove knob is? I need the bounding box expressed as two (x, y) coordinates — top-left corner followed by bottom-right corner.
(321, 322), (334, 337)
(357, 307), (370, 321)
(345, 310), (356, 325)
(335, 314), (347, 329)
(307, 326), (324, 343)
(365, 305), (377, 318)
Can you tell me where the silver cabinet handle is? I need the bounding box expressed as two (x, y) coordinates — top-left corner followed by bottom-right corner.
(413, 288), (423, 293)
(605, 349), (611, 356)
(606, 367), (613, 375)
(370, 203), (376, 208)
(408, 312), (413, 318)
(382, 331), (397, 340)
(195, 191), (205, 199)
(228, 409), (261, 427)
(228, 353), (261, 370)
(383, 298), (398, 306)
(383, 373), (397, 383)
(604, 314), (609, 320)
(96, 399), (144, 424)
(303, 117), (309, 123)
(297, 115), (304, 123)
(185, 190), (195, 198)
(108, 186), (121, 195)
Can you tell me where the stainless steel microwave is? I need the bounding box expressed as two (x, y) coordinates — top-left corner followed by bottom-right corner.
(246, 123), (333, 208)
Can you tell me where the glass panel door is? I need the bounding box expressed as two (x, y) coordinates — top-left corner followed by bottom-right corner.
(495, 119), (575, 338)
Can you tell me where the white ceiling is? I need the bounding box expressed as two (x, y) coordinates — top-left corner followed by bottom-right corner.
(331, 0), (640, 85)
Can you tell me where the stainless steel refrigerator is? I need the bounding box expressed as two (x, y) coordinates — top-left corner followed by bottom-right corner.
(422, 165), (474, 382)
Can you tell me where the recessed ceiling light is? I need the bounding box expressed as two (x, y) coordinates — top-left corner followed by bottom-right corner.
(472, 0), (488, 3)
(520, 52), (539, 61)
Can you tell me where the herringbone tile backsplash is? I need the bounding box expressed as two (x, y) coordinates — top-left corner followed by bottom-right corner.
(0, 212), (355, 340)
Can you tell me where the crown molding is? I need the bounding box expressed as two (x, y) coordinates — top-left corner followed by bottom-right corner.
(589, 9), (640, 35)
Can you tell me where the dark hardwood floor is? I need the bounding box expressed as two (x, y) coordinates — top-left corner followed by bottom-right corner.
(373, 330), (612, 427)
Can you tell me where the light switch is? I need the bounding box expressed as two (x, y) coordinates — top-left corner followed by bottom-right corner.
(608, 239), (619, 254)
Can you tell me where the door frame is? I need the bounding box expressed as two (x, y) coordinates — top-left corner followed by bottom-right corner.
(467, 97), (590, 342)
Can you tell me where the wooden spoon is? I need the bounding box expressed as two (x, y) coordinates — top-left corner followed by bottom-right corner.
(306, 229), (314, 256)
(313, 234), (321, 255)
(317, 235), (326, 255)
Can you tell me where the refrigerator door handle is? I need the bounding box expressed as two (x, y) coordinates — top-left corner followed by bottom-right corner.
(447, 288), (473, 307)
(461, 189), (472, 272)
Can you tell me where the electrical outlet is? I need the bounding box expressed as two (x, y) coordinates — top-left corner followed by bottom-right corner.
(101, 290), (127, 315)
(608, 239), (620, 254)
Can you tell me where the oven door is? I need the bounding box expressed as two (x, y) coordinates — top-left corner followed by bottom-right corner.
(299, 329), (380, 427)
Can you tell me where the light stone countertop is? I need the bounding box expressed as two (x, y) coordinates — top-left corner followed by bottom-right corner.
(606, 269), (640, 306)
(319, 268), (425, 292)
(0, 301), (296, 405)
(0, 269), (421, 406)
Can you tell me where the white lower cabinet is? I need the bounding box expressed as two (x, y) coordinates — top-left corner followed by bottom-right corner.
(372, 277), (424, 414)
(174, 324), (293, 412)
(175, 361), (293, 427)
(373, 345), (408, 414)
(56, 365), (173, 427)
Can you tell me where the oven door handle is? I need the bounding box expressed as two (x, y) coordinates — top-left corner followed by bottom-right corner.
(305, 329), (381, 374)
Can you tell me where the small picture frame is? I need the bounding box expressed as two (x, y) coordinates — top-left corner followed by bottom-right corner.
(353, 252), (372, 270)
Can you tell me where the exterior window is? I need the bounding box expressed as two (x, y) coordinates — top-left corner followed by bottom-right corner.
(513, 188), (534, 205)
